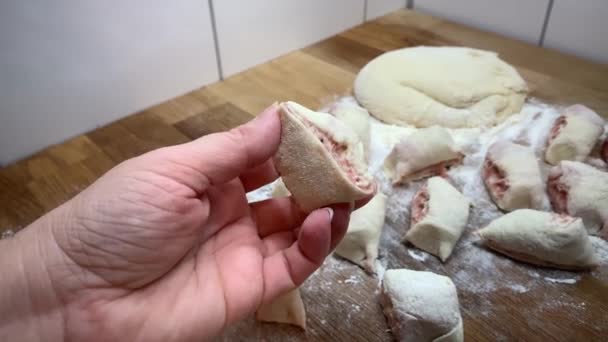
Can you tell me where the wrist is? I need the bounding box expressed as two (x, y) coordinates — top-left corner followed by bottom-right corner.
(0, 207), (69, 341)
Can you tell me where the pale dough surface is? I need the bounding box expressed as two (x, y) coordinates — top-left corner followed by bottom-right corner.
(484, 141), (544, 211)
(549, 161), (608, 236)
(328, 99), (372, 161)
(335, 192), (387, 272)
(405, 177), (471, 262)
(381, 269), (463, 342)
(384, 126), (461, 184)
(477, 209), (598, 270)
(354, 46), (528, 128)
(255, 289), (306, 329)
(545, 104), (604, 165)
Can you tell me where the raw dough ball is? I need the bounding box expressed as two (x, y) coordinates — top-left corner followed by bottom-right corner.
(328, 99), (372, 161)
(406, 177), (471, 262)
(335, 192), (387, 272)
(482, 141), (544, 211)
(354, 46), (528, 128)
(381, 269), (463, 342)
(544, 104), (604, 165)
(548, 161), (608, 237)
(274, 101), (374, 212)
(477, 209), (598, 270)
(384, 126), (463, 184)
(256, 289), (306, 329)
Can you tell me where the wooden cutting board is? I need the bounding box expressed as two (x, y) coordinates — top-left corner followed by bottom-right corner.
(1, 9), (607, 342)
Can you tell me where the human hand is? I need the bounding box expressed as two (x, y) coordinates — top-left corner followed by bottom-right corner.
(1, 104), (363, 341)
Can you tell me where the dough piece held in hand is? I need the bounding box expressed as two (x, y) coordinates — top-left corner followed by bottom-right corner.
(482, 141), (544, 211)
(405, 177), (471, 262)
(545, 104), (604, 165)
(381, 269), (463, 342)
(548, 161), (608, 237)
(256, 289), (306, 329)
(477, 209), (598, 270)
(384, 126), (463, 184)
(335, 192), (387, 273)
(274, 101), (375, 212)
(354, 46), (528, 128)
(328, 100), (372, 161)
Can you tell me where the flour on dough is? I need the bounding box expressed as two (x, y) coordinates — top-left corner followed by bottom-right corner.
(384, 126), (463, 184)
(354, 46), (528, 128)
(544, 104), (604, 165)
(548, 161), (608, 237)
(335, 192), (387, 273)
(381, 269), (463, 342)
(274, 101), (374, 212)
(482, 141), (544, 211)
(477, 209), (598, 270)
(405, 177), (471, 262)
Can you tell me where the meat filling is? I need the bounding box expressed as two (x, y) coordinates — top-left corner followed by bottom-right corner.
(411, 185), (429, 226)
(400, 154), (464, 184)
(300, 118), (372, 190)
(547, 172), (569, 214)
(547, 116), (567, 146)
(482, 158), (509, 199)
(602, 138), (608, 163)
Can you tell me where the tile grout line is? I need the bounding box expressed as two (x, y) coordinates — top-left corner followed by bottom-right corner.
(363, 0), (368, 22)
(208, 0), (224, 80)
(538, 0), (554, 47)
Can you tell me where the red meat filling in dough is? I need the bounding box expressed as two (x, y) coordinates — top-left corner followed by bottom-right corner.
(547, 172), (569, 214)
(411, 185), (429, 226)
(301, 119), (372, 191)
(483, 158), (509, 199)
(402, 154), (464, 183)
(547, 116), (567, 146)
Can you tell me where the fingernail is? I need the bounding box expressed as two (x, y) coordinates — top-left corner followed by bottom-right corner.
(326, 207), (334, 222)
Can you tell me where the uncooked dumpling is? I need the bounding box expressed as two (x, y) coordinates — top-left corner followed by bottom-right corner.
(477, 209), (598, 270)
(256, 289), (306, 329)
(547, 161), (608, 237)
(405, 177), (471, 262)
(354, 46), (528, 128)
(335, 192), (387, 273)
(274, 101), (375, 212)
(544, 104), (604, 165)
(328, 100), (371, 161)
(381, 269), (463, 342)
(384, 126), (463, 184)
(482, 141), (544, 211)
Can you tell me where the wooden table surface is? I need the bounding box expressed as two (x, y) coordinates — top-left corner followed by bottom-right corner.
(2, 9), (607, 341)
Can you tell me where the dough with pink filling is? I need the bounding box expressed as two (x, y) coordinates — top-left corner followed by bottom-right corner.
(405, 177), (471, 262)
(548, 161), (608, 238)
(384, 126), (463, 184)
(544, 104), (604, 165)
(477, 209), (598, 270)
(328, 101), (371, 161)
(274, 101), (375, 212)
(482, 141), (544, 211)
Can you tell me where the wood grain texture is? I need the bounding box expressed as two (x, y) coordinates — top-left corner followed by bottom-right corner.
(1, 9), (607, 342)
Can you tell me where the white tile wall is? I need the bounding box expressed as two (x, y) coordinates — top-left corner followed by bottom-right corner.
(212, 0), (365, 77)
(414, 0), (549, 45)
(544, 0), (608, 64)
(366, 0), (406, 20)
(0, 0), (219, 165)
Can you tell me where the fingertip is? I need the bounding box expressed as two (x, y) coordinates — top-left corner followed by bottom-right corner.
(327, 203), (351, 250)
(297, 208), (333, 265)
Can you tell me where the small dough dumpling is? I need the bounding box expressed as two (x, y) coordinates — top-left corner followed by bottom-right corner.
(335, 192), (387, 273)
(328, 100), (372, 161)
(482, 141), (544, 211)
(381, 269), (463, 342)
(354, 46), (528, 128)
(274, 101), (375, 212)
(256, 289), (306, 329)
(477, 209), (598, 270)
(547, 161), (608, 237)
(544, 104), (604, 165)
(405, 177), (471, 262)
(384, 126), (463, 184)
